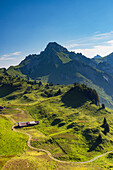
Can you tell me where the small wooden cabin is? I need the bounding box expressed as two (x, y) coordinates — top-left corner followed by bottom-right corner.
(18, 121), (39, 127)
(18, 122), (28, 127)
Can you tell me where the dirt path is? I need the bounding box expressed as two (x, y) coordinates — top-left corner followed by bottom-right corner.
(15, 108), (25, 114)
(9, 114), (113, 164)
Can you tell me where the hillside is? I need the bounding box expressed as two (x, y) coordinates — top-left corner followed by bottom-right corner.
(0, 68), (30, 98)
(0, 82), (113, 169)
(7, 42), (96, 81)
(6, 42), (113, 109)
(92, 52), (113, 76)
(93, 52), (113, 66)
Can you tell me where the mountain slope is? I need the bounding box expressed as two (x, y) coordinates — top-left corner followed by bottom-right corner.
(92, 53), (113, 76)
(94, 52), (113, 66)
(7, 42), (96, 80)
(1, 83), (113, 169)
(6, 42), (113, 109)
(7, 42), (67, 80)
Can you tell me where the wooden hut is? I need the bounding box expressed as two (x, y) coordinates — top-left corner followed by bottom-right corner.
(18, 121), (39, 127)
(18, 122), (28, 127)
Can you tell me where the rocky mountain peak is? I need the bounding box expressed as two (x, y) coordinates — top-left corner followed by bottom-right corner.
(44, 42), (68, 53)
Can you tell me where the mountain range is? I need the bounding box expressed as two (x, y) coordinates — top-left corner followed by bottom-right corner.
(5, 42), (113, 109)
(93, 54), (102, 59)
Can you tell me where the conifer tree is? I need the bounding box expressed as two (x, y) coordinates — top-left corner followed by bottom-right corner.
(104, 123), (110, 135)
(101, 117), (110, 135)
(103, 117), (107, 125)
(102, 103), (105, 109)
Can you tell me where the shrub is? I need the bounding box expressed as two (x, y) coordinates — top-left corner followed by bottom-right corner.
(51, 118), (63, 126)
(102, 103), (105, 109)
(54, 89), (61, 96)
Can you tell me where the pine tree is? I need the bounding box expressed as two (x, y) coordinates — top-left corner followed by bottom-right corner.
(103, 117), (107, 125)
(101, 117), (110, 135)
(104, 123), (110, 135)
(102, 103), (105, 109)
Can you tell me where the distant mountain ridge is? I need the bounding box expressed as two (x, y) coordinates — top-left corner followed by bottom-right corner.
(93, 54), (102, 59)
(6, 42), (113, 109)
(92, 52), (113, 76)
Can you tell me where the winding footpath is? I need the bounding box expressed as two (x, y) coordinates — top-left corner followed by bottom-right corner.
(9, 113), (113, 164)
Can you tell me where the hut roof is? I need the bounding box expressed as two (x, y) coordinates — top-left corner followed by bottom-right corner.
(28, 121), (36, 125)
(18, 122), (28, 127)
(18, 121), (39, 127)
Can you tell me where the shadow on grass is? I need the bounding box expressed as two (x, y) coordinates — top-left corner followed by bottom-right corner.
(88, 134), (103, 152)
(97, 107), (103, 111)
(14, 126), (21, 129)
(51, 118), (63, 126)
(0, 85), (17, 98)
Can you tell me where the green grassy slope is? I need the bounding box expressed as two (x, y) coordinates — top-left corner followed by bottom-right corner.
(7, 66), (27, 79)
(24, 99), (113, 162)
(6, 83), (111, 162)
(0, 79), (113, 169)
(0, 115), (28, 169)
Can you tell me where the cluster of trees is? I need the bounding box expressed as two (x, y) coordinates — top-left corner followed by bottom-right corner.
(44, 89), (61, 97)
(27, 81), (54, 87)
(0, 75), (26, 88)
(89, 118), (110, 151)
(74, 83), (100, 105)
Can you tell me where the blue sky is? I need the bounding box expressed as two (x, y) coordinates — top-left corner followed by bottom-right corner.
(1, 0), (113, 68)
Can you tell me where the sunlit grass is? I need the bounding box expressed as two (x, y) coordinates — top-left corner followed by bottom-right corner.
(0, 83), (113, 169)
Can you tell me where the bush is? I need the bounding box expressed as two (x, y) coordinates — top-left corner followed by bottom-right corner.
(102, 103), (105, 109)
(54, 89), (61, 96)
(45, 84), (49, 89)
(58, 121), (66, 127)
(51, 118), (63, 126)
